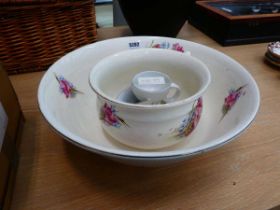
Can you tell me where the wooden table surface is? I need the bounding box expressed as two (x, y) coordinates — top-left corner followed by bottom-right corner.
(9, 23), (280, 210)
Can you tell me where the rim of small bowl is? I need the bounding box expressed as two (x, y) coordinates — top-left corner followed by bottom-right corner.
(89, 48), (211, 110)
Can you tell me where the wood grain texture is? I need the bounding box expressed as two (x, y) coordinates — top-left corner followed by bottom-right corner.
(9, 23), (280, 210)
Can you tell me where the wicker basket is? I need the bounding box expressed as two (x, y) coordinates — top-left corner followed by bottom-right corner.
(0, 0), (97, 74)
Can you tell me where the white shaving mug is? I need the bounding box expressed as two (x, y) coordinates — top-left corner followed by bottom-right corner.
(131, 71), (181, 104)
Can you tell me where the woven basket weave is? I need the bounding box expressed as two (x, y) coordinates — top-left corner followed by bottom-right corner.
(0, 0), (97, 74)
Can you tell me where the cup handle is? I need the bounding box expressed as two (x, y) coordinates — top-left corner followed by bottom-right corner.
(164, 83), (181, 103)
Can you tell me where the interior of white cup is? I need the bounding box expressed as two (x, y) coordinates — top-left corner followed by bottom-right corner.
(90, 48), (210, 104)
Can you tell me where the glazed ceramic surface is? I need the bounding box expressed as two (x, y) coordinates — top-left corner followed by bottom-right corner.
(89, 48), (211, 149)
(38, 36), (260, 166)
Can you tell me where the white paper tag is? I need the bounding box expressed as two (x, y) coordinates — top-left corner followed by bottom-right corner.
(138, 77), (165, 85)
(0, 101), (8, 151)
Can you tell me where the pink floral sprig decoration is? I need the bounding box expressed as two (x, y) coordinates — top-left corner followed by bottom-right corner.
(172, 43), (185, 53)
(177, 98), (203, 138)
(100, 103), (128, 128)
(150, 41), (185, 53)
(55, 74), (82, 98)
(221, 85), (247, 121)
(150, 40), (170, 49)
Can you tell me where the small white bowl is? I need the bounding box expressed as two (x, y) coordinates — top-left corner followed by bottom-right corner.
(89, 48), (211, 150)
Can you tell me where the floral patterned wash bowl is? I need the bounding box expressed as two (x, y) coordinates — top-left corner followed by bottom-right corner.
(38, 36), (260, 166)
(89, 48), (211, 150)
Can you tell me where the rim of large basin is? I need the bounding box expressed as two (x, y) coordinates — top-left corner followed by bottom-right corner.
(38, 36), (260, 158)
(89, 48), (212, 110)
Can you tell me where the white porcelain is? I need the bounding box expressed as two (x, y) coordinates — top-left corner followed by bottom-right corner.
(38, 36), (260, 166)
(131, 71), (181, 103)
(89, 48), (211, 150)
